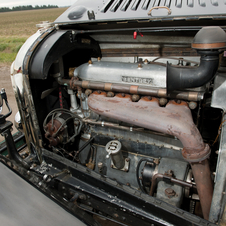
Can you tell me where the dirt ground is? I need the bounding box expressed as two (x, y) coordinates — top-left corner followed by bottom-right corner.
(0, 64), (18, 142)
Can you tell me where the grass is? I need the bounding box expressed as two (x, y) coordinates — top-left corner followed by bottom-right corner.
(0, 8), (68, 64)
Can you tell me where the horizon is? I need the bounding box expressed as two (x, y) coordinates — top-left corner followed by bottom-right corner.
(0, 5), (70, 9)
(0, 1), (73, 8)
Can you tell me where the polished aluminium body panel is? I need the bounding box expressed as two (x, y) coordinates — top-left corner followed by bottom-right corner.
(10, 31), (43, 155)
(55, 0), (226, 24)
(10, 29), (54, 161)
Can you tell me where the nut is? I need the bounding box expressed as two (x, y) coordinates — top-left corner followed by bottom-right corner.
(144, 59), (149, 64)
(107, 92), (114, 97)
(159, 98), (168, 106)
(132, 94), (140, 102)
(165, 188), (176, 198)
(189, 101), (197, 110)
(98, 162), (103, 168)
(138, 63), (142, 68)
(85, 89), (92, 96)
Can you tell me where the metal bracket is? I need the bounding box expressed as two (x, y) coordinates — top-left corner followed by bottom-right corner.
(111, 158), (130, 172)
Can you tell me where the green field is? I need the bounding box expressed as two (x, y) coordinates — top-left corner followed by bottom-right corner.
(0, 8), (68, 64)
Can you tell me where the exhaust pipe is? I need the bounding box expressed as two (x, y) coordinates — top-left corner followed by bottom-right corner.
(167, 26), (226, 93)
(88, 92), (212, 220)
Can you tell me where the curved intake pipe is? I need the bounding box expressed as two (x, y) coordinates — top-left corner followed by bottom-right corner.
(167, 26), (226, 93)
(88, 91), (212, 220)
(167, 51), (219, 92)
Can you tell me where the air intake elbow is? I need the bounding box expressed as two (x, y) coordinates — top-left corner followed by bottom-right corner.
(167, 26), (226, 93)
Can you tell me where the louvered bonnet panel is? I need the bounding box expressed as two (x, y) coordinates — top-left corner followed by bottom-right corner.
(55, 0), (226, 24)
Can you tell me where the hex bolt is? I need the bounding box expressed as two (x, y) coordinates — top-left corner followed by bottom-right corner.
(85, 89), (92, 96)
(132, 94), (140, 102)
(189, 101), (197, 110)
(159, 98), (168, 106)
(79, 194), (86, 200)
(144, 59), (149, 64)
(138, 63), (142, 69)
(107, 92), (114, 97)
(165, 188), (176, 198)
(98, 162), (103, 169)
(165, 169), (174, 177)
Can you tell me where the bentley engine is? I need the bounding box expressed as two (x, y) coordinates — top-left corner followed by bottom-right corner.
(10, 9), (226, 224)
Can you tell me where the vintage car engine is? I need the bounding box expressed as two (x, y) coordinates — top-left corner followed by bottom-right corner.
(10, 4), (226, 221)
(37, 26), (226, 221)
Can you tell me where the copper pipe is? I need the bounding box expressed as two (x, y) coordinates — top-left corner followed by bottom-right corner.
(149, 173), (196, 196)
(149, 173), (163, 196)
(88, 92), (212, 220)
(58, 78), (204, 102)
(83, 119), (177, 138)
(83, 119), (144, 132)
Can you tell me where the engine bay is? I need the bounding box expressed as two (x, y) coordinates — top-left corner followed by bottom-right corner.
(12, 24), (226, 224)
(41, 56), (219, 218)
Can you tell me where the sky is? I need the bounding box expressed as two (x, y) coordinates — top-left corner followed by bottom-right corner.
(0, 0), (74, 8)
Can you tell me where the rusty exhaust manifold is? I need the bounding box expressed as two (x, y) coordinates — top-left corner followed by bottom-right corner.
(88, 92), (212, 220)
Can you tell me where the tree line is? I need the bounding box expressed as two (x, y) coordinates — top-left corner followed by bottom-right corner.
(0, 5), (58, 13)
